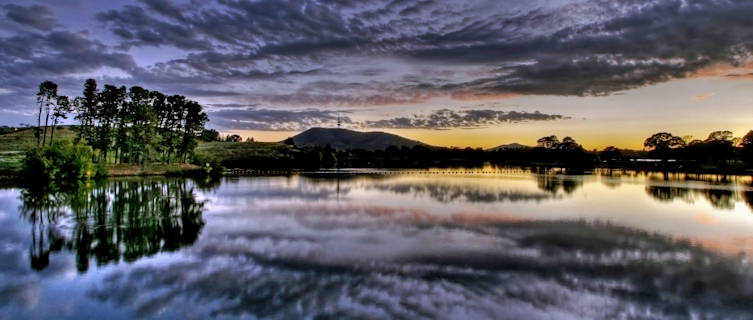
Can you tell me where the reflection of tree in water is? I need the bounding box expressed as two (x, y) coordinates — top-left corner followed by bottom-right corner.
(703, 189), (736, 210)
(645, 186), (692, 203)
(645, 185), (738, 210)
(536, 175), (583, 195)
(744, 192), (753, 211)
(19, 179), (206, 272)
(19, 186), (69, 270)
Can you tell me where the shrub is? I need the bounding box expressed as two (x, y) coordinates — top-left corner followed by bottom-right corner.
(191, 150), (224, 176)
(22, 140), (95, 182)
(94, 161), (109, 178)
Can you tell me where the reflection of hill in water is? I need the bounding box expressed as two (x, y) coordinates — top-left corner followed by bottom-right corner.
(19, 179), (205, 272)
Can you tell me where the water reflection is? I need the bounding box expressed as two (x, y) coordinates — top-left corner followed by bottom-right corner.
(645, 184), (749, 210)
(87, 217), (753, 319)
(18, 179), (205, 273)
(369, 182), (555, 203)
(536, 174), (583, 194)
(3, 172), (753, 319)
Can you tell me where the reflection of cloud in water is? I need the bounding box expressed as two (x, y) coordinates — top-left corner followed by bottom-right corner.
(0, 280), (40, 309)
(88, 209), (753, 319)
(219, 178), (349, 201)
(368, 183), (555, 203)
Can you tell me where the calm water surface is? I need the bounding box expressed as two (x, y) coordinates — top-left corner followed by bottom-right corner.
(2, 169), (753, 319)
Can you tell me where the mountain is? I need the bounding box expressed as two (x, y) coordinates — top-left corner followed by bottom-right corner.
(487, 142), (530, 151)
(290, 128), (427, 151)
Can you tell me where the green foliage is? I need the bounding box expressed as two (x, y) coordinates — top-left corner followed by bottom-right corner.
(200, 129), (220, 142)
(47, 78), (210, 167)
(22, 140), (94, 182)
(191, 150), (225, 176)
(94, 161), (109, 178)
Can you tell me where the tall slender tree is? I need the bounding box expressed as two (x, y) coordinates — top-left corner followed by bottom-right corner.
(49, 95), (71, 145)
(74, 79), (98, 144)
(36, 81), (58, 146)
(96, 85), (126, 162)
(67, 80), (208, 165)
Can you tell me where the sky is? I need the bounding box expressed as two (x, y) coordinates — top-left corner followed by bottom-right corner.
(1, 0), (753, 149)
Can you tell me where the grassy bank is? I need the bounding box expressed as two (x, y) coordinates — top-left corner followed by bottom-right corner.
(0, 127), (75, 176)
(108, 163), (202, 176)
(0, 127), (203, 179)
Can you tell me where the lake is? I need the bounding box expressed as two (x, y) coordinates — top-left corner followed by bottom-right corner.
(2, 168), (753, 319)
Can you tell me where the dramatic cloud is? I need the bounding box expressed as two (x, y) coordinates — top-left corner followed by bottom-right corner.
(209, 107), (567, 131)
(91, 0), (753, 97)
(363, 109), (568, 130)
(208, 107), (351, 131)
(3, 4), (55, 31)
(2, 0), (753, 130)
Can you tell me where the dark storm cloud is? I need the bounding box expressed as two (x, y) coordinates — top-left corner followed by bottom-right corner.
(363, 109), (568, 130)
(0, 30), (137, 106)
(3, 4), (56, 31)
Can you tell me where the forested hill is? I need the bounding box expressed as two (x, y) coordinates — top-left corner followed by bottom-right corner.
(290, 128), (427, 151)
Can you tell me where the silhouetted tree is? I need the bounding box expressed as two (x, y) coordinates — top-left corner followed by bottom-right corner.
(49, 95), (71, 145)
(36, 81), (58, 146)
(644, 132), (685, 160)
(95, 85), (126, 162)
(644, 132), (686, 151)
(556, 136), (582, 151)
(600, 146), (621, 161)
(740, 130), (753, 163)
(74, 79), (98, 144)
(537, 135), (559, 149)
(703, 130), (736, 162)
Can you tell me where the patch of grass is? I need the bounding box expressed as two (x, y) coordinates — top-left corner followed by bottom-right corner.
(0, 126), (78, 174)
(0, 126), (203, 178)
(195, 141), (295, 163)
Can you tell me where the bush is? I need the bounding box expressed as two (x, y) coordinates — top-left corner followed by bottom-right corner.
(94, 161), (109, 178)
(22, 140), (95, 182)
(191, 150), (224, 176)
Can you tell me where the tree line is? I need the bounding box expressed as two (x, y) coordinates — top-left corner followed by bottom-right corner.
(210, 130), (753, 173)
(638, 130), (753, 163)
(34, 79), (208, 165)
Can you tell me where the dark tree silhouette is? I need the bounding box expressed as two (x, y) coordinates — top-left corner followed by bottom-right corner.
(537, 135), (559, 149)
(599, 146), (621, 161)
(644, 132), (686, 151)
(35, 81), (58, 146)
(18, 179), (206, 272)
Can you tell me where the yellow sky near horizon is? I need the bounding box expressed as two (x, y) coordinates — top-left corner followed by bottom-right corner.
(222, 74), (753, 150)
